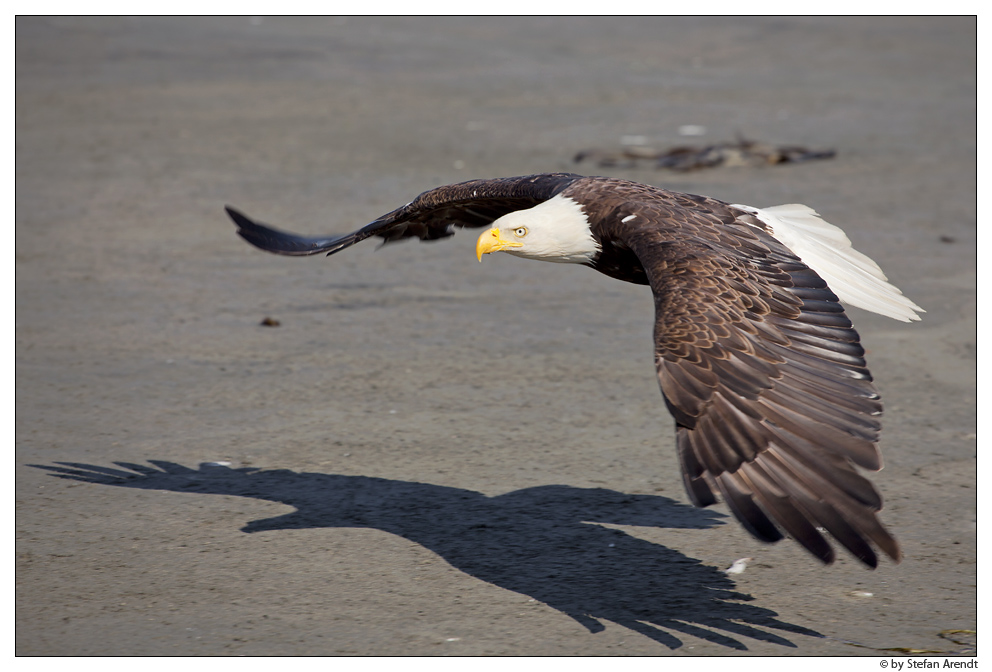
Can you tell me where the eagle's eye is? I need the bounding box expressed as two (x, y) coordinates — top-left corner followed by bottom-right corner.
(514, 227), (528, 238)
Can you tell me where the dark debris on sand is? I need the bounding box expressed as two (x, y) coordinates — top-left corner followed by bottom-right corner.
(574, 136), (836, 172)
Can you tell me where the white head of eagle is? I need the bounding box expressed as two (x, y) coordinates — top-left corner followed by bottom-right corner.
(476, 194), (601, 264)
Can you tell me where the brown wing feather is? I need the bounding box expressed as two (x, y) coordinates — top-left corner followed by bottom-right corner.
(227, 173), (581, 257)
(599, 182), (899, 567)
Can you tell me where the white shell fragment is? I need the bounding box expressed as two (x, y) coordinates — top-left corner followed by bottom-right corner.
(723, 557), (754, 575)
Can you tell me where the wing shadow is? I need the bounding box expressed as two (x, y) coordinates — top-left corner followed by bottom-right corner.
(32, 460), (822, 650)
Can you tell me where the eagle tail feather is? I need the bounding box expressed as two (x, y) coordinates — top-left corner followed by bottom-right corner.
(732, 203), (924, 322)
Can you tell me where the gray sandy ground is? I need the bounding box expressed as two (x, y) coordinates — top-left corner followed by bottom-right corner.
(16, 17), (976, 655)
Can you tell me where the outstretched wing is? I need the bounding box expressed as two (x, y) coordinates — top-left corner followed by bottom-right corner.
(227, 173), (582, 257)
(625, 194), (900, 568)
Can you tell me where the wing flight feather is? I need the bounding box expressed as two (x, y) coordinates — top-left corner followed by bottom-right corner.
(621, 195), (900, 567)
(227, 173), (581, 257)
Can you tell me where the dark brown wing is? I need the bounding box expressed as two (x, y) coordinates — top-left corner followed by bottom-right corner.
(619, 190), (900, 568)
(226, 173), (581, 257)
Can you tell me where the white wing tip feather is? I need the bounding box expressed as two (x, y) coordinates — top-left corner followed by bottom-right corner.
(731, 203), (925, 322)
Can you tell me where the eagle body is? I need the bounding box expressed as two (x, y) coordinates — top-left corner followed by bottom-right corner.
(226, 173), (923, 568)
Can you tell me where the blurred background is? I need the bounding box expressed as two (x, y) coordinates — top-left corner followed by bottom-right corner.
(17, 17), (975, 656)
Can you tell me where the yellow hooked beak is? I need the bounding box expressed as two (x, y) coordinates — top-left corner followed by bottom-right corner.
(476, 227), (523, 262)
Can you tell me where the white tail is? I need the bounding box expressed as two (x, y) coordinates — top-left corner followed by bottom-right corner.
(732, 203), (924, 322)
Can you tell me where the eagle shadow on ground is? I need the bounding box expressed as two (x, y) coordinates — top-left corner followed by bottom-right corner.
(33, 459), (822, 650)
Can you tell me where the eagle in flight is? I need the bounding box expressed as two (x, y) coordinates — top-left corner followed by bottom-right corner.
(226, 172), (923, 568)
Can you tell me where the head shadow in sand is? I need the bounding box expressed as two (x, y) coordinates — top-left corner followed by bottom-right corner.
(35, 459), (821, 650)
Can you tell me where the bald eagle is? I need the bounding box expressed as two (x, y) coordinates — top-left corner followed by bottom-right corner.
(226, 173), (923, 568)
